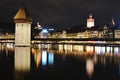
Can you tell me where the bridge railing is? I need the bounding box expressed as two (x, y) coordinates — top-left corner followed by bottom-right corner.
(33, 38), (120, 41)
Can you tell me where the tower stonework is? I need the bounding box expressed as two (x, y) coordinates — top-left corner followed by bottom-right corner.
(87, 14), (95, 28)
(13, 6), (32, 46)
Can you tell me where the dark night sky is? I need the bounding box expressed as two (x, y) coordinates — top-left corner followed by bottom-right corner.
(0, 0), (120, 29)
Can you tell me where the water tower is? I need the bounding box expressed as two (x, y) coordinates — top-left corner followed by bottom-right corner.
(13, 6), (32, 46)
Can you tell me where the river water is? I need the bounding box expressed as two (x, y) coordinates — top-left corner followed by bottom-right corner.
(0, 43), (120, 80)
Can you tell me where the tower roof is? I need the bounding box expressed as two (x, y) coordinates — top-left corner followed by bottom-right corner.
(13, 6), (32, 23)
(87, 13), (94, 22)
(89, 14), (92, 18)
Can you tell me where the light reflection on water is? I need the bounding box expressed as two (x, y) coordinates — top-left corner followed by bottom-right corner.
(41, 50), (47, 67)
(0, 43), (120, 80)
(48, 52), (54, 65)
(15, 47), (30, 72)
(86, 59), (94, 77)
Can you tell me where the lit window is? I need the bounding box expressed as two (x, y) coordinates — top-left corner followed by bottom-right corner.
(42, 29), (48, 33)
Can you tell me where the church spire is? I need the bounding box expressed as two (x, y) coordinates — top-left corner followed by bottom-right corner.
(89, 14), (92, 18)
(87, 13), (95, 28)
(112, 18), (115, 25)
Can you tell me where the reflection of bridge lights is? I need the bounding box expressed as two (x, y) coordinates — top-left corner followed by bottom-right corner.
(64, 45), (67, 50)
(95, 46), (101, 54)
(101, 47), (105, 54)
(95, 46), (105, 55)
(59, 45), (63, 51)
(42, 50), (47, 66)
(106, 47), (111, 53)
(41, 50), (54, 67)
(86, 46), (94, 55)
(48, 53), (54, 65)
(6, 43), (14, 48)
(31, 48), (35, 54)
(93, 55), (98, 64)
(36, 51), (41, 68)
(79, 45), (83, 52)
(114, 47), (119, 55)
(86, 59), (94, 77)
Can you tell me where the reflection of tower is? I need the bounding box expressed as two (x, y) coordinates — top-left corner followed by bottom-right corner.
(13, 6), (32, 46)
(14, 47), (30, 80)
(87, 14), (95, 28)
(15, 47), (30, 71)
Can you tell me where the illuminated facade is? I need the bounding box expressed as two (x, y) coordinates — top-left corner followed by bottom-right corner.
(115, 30), (120, 38)
(50, 21), (120, 39)
(87, 14), (95, 28)
(13, 6), (32, 46)
(0, 9), (119, 40)
(41, 29), (49, 38)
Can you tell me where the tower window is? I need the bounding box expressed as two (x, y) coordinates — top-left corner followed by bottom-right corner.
(17, 24), (18, 27)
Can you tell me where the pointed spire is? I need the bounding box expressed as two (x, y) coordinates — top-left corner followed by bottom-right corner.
(112, 18), (115, 25)
(37, 22), (42, 29)
(89, 14), (92, 18)
(13, 5), (32, 23)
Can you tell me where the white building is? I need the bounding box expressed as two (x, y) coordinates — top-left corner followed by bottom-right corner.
(87, 14), (95, 28)
(41, 29), (48, 38)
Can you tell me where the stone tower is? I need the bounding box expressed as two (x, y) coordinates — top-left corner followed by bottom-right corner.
(13, 6), (32, 46)
(87, 14), (95, 28)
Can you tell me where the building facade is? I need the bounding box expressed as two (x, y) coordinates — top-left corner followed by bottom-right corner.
(87, 14), (95, 28)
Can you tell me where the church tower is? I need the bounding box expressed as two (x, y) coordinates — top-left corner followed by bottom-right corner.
(112, 18), (115, 25)
(13, 6), (32, 46)
(87, 14), (95, 28)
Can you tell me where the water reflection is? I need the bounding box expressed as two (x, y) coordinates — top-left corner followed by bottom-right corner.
(41, 50), (54, 67)
(95, 46), (106, 54)
(86, 46), (94, 55)
(93, 55), (98, 64)
(0, 43), (119, 80)
(42, 50), (47, 67)
(35, 50), (41, 68)
(32, 48), (55, 68)
(32, 48), (42, 68)
(15, 47), (30, 72)
(34, 44), (120, 56)
(119, 62), (120, 76)
(48, 52), (54, 65)
(114, 47), (119, 55)
(86, 59), (94, 77)
(14, 47), (30, 80)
